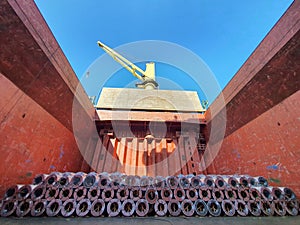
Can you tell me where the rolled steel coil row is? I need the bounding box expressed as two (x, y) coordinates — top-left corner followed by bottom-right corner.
(0, 172), (299, 217)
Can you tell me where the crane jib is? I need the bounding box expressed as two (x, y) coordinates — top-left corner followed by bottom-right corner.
(97, 40), (158, 89)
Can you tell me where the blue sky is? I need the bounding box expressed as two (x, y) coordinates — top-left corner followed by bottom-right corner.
(35, 0), (293, 103)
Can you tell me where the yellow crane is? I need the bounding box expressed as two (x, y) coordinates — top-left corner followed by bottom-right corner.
(97, 41), (158, 89)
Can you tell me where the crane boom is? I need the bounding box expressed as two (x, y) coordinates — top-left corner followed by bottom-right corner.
(97, 41), (158, 89)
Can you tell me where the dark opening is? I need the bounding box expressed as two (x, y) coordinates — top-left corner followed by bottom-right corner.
(184, 202), (192, 211)
(4, 202), (15, 213)
(155, 181), (162, 188)
(231, 180), (237, 187)
(85, 176), (95, 187)
(64, 202), (73, 212)
(170, 178), (176, 186)
(93, 202), (103, 212)
(263, 202), (270, 212)
(34, 202), (44, 213)
(48, 189), (56, 197)
(34, 188), (43, 198)
(164, 190), (170, 197)
(124, 202), (132, 212)
(19, 187), (29, 198)
(275, 202), (283, 212)
(5, 188), (15, 198)
(20, 202), (30, 212)
(138, 202), (146, 212)
(59, 178), (67, 186)
(189, 190), (195, 198)
(77, 189), (84, 197)
(206, 180), (213, 187)
(249, 179), (256, 186)
(47, 177), (55, 185)
(79, 202), (88, 212)
(120, 190), (126, 197)
(215, 191), (221, 198)
(241, 180), (248, 187)
(133, 190), (139, 197)
(34, 176), (43, 185)
(218, 180), (224, 187)
(284, 188), (295, 199)
(110, 202), (119, 212)
(50, 202), (59, 212)
(148, 191), (155, 200)
(177, 190), (183, 198)
(72, 176), (81, 186)
(62, 189), (70, 197)
(171, 202), (179, 211)
(258, 177), (268, 186)
(228, 190), (234, 198)
(252, 190), (259, 198)
(224, 202), (232, 212)
(105, 190), (112, 198)
(196, 202), (205, 212)
(90, 189), (98, 197)
(238, 202), (245, 211)
(241, 191), (247, 198)
(101, 179), (108, 186)
(192, 179), (200, 187)
(158, 203), (165, 211)
(274, 190), (282, 199)
(250, 202), (258, 212)
(210, 202), (218, 212)
(263, 189), (271, 199)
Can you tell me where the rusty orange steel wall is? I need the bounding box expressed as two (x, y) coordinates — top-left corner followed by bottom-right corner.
(209, 91), (300, 195)
(205, 1), (300, 196)
(0, 73), (84, 195)
(0, 0), (95, 195)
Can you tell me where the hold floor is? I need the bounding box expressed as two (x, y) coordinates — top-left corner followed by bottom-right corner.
(0, 216), (300, 225)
